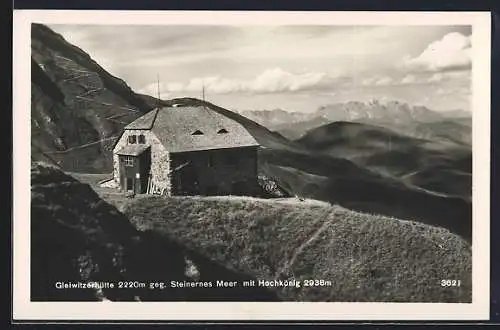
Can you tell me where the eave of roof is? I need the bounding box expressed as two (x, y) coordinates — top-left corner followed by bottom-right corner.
(124, 108), (159, 130)
(116, 144), (150, 156)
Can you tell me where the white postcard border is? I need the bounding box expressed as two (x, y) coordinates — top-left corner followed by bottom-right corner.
(12, 10), (491, 321)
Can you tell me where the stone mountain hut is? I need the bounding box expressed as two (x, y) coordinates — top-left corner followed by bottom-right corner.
(112, 105), (260, 196)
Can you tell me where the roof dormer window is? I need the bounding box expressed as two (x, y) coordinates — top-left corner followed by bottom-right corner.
(192, 130), (204, 135)
(217, 128), (228, 134)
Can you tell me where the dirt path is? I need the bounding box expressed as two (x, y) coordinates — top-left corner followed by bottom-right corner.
(274, 209), (337, 279)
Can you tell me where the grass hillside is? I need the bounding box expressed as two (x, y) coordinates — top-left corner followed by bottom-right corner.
(413, 119), (472, 146)
(262, 158), (472, 242)
(296, 121), (470, 175)
(31, 162), (278, 301)
(295, 121), (472, 199)
(274, 116), (332, 140)
(122, 196), (472, 303)
(296, 121), (421, 155)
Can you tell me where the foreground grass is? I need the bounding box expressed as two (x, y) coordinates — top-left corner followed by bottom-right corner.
(122, 195), (472, 302)
(31, 163), (280, 301)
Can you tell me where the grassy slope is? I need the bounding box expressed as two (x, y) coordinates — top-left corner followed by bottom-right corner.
(296, 121), (471, 174)
(122, 196), (472, 303)
(414, 119), (472, 146)
(31, 162), (278, 301)
(294, 121), (472, 199)
(263, 162), (472, 242)
(273, 116), (331, 140)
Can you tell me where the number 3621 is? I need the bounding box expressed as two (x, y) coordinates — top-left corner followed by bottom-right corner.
(441, 280), (461, 287)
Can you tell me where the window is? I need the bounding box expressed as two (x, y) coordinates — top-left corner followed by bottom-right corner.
(217, 128), (228, 134)
(128, 135), (137, 144)
(138, 134), (146, 144)
(123, 156), (134, 167)
(192, 130), (204, 135)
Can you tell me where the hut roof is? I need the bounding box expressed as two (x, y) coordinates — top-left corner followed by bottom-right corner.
(124, 108), (158, 130)
(116, 144), (150, 156)
(124, 106), (259, 152)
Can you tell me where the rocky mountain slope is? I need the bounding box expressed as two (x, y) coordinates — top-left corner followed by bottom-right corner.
(31, 23), (154, 173)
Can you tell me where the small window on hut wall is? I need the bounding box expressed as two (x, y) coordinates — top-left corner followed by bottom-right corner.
(123, 156), (134, 167)
(128, 135), (137, 144)
(138, 134), (146, 144)
(192, 130), (204, 135)
(217, 128), (228, 134)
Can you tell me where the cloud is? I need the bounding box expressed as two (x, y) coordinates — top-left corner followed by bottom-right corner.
(435, 88), (448, 95)
(403, 32), (471, 72)
(374, 76), (394, 86)
(360, 77), (377, 86)
(139, 67), (334, 95)
(250, 68), (330, 93)
(400, 74), (417, 84)
(428, 73), (444, 82)
(360, 75), (394, 86)
(427, 71), (471, 83)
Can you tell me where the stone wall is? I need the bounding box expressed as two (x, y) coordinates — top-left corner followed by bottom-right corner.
(112, 129), (171, 195)
(170, 146), (259, 196)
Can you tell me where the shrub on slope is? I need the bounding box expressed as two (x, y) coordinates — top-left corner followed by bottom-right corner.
(122, 196), (472, 303)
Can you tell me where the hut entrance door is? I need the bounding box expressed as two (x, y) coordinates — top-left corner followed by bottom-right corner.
(179, 163), (199, 195)
(126, 178), (134, 192)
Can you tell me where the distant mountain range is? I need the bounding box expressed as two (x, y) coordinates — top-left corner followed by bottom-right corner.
(239, 101), (471, 144)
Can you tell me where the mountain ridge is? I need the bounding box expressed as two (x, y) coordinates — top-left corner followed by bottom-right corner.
(239, 100), (471, 142)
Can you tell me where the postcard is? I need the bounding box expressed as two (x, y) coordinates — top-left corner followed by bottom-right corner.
(12, 9), (491, 321)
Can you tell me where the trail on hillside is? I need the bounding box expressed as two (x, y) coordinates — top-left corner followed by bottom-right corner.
(274, 214), (335, 281)
(122, 196), (472, 303)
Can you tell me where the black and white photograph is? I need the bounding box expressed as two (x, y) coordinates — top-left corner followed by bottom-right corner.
(13, 10), (491, 320)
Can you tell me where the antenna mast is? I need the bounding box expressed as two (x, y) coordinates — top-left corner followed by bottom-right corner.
(156, 74), (161, 109)
(201, 82), (211, 114)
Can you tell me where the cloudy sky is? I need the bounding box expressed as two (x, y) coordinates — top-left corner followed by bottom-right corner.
(48, 24), (472, 113)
